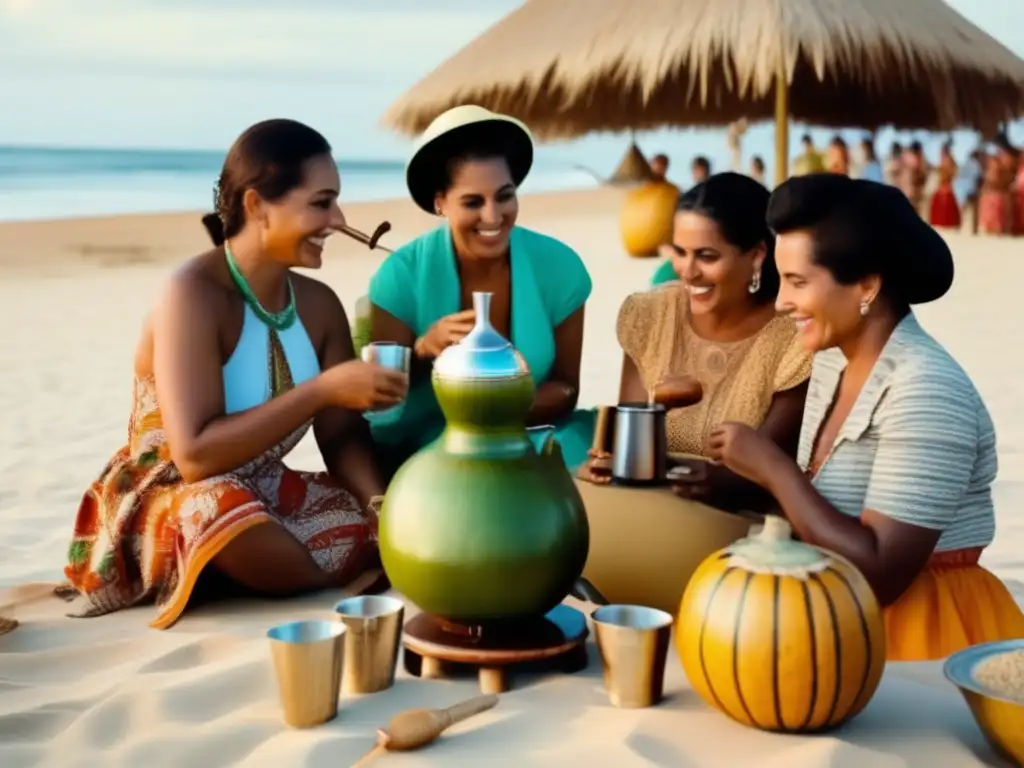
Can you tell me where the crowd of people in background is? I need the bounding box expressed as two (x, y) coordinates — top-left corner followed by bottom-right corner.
(656, 129), (1024, 237)
(795, 131), (1023, 236)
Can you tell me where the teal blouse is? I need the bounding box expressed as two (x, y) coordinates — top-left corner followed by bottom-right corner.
(367, 224), (595, 470)
(650, 259), (677, 286)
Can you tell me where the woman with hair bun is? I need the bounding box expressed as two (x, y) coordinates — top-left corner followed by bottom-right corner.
(581, 172), (812, 512)
(576, 172), (811, 614)
(65, 119), (406, 629)
(707, 174), (1024, 660)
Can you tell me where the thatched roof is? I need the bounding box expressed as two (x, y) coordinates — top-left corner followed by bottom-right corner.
(381, 0), (1024, 139)
(608, 143), (654, 184)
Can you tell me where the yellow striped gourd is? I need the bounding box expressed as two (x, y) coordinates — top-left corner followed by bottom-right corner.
(676, 516), (885, 732)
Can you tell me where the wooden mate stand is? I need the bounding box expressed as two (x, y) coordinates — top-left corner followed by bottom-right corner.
(402, 605), (589, 694)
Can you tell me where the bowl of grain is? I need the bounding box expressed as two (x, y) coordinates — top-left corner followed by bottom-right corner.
(944, 639), (1024, 766)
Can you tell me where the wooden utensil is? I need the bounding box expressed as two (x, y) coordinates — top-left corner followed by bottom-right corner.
(354, 694), (500, 765)
(339, 221), (393, 253)
(651, 376), (703, 410)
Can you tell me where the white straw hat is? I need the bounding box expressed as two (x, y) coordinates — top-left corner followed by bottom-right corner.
(405, 105), (534, 214)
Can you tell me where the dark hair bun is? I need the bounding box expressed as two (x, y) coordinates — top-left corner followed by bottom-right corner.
(201, 212), (225, 246)
(767, 174), (953, 304)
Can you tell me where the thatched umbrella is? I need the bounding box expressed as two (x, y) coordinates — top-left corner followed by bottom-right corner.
(381, 0), (1024, 185)
(574, 140), (654, 186)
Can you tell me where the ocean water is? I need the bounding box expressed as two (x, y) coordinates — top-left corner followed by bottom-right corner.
(0, 145), (599, 223)
(3, 119), (1022, 223)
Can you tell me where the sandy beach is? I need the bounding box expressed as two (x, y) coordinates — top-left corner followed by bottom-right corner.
(1, 188), (1023, 765)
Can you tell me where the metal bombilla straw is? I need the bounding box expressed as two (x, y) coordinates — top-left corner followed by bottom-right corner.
(338, 221), (394, 253)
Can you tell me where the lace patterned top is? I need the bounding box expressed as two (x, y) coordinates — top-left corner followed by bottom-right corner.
(616, 283), (812, 456)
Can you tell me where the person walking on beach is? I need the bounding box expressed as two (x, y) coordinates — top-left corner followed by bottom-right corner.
(65, 119), (405, 629)
(959, 148), (985, 235)
(899, 140), (929, 215)
(690, 155), (711, 187)
(929, 140), (962, 230)
(978, 145), (1014, 235)
(650, 153), (670, 183)
(826, 135), (850, 176)
(749, 156), (766, 186)
(855, 137), (883, 183)
(996, 135), (1024, 236)
(792, 134), (825, 176)
(884, 141), (904, 187)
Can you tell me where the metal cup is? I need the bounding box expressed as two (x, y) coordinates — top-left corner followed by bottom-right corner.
(361, 341), (411, 374)
(333, 595), (404, 695)
(591, 604), (673, 708)
(610, 404), (668, 485)
(267, 620), (346, 728)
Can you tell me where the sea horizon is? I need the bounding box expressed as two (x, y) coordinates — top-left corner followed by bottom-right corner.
(0, 143), (601, 223)
(2, 118), (1022, 223)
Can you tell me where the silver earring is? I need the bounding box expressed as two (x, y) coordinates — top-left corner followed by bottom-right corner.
(434, 204), (443, 217)
(860, 300), (871, 316)
(748, 270), (761, 294)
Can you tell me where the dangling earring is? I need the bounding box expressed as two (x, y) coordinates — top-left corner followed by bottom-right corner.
(859, 300), (871, 316)
(434, 203), (443, 217)
(748, 270), (761, 294)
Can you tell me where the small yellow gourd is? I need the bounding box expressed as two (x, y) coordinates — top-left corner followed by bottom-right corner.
(676, 516), (885, 732)
(620, 181), (680, 257)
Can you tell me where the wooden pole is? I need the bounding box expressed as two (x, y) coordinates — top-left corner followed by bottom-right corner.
(774, 64), (789, 187)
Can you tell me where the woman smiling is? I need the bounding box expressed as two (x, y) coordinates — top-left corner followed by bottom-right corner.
(368, 106), (594, 473)
(65, 120), (404, 628)
(580, 173), (811, 512)
(708, 174), (1024, 660)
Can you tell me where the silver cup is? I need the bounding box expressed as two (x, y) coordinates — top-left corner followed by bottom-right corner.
(267, 619), (346, 728)
(611, 404), (668, 485)
(361, 341), (411, 374)
(591, 604), (673, 708)
(333, 595), (404, 694)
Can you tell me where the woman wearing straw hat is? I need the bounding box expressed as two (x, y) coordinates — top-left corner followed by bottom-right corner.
(367, 105), (594, 472)
(705, 174), (1024, 661)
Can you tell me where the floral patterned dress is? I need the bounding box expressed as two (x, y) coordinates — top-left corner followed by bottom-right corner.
(65, 376), (376, 629)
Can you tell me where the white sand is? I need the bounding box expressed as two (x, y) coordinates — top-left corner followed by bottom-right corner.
(0, 190), (1021, 765)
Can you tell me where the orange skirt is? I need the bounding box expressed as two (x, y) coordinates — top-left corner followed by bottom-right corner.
(884, 548), (1024, 661)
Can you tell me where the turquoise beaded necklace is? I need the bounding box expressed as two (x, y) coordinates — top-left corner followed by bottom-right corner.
(223, 241), (297, 397)
(223, 242), (297, 331)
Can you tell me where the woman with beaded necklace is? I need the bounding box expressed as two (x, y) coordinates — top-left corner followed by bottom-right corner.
(64, 119), (407, 629)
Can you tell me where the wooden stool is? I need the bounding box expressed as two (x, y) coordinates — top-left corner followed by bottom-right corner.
(402, 604), (589, 694)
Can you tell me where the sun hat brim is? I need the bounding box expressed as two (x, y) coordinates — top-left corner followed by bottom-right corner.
(406, 107), (534, 214)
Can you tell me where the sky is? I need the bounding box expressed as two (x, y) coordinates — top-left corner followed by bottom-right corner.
(0, 0), (1022, 168)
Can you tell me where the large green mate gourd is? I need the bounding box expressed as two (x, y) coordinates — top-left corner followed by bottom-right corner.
(379, 291), (590, 621)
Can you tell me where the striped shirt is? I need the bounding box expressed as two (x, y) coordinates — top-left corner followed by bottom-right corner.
(799, 312), (998, 552)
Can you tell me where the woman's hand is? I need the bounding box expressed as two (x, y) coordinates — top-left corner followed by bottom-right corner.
(706, 422), (785, 488)
(318, 360), (408, 412)
(666, 458), (713, 501)
(414, 309), (476, 359)
(576, 449), (612, 485)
